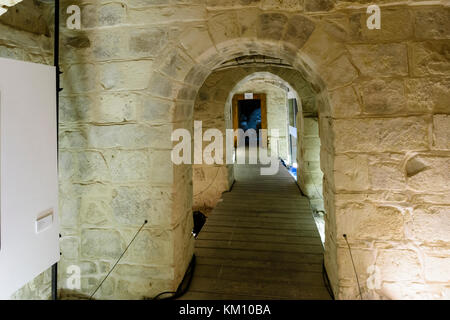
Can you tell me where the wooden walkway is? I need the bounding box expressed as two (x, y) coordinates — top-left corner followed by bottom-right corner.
(181, 160), (331, 300)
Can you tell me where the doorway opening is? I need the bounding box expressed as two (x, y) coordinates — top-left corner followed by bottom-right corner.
(232, 93), (267, 148)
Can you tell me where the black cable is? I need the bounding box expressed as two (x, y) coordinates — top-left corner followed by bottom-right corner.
(343, 234), (363, 300)
(322, 261), (335, 300)
(89, 220), (148, 300)
(150, 254), (196, 300)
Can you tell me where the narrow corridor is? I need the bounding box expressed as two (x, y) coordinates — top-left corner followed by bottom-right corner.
(182, 161), (331, 300)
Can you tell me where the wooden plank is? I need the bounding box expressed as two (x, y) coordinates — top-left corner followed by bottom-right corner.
(203, 220), (319, 231)
(197, 231), (323, 245)
(195, 239), (323, 254)
(195, 256), (323, 273)
(195, 247), (324, 264)
(205, 215), (317, 225)
(200, 225), (319, 238)
(193, 264), (324, 286)
(188, 277), (331, 300)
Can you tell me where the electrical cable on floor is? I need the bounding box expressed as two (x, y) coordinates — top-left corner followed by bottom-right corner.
(150, 254), (196, 300)
(89, 220), (148, 300)
(343, 234), (363, 300)
(322, 261), (335, 300)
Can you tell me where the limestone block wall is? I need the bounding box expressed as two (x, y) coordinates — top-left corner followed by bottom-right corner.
(57, 0), (196, 299)
(312, 4), (450, 297)
(1, 0), (448, 300)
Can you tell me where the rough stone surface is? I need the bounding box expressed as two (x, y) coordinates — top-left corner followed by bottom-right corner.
(1, 0), (448, 301)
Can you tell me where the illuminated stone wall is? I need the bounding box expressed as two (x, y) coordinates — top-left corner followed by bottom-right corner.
(1, 0), (448, 300)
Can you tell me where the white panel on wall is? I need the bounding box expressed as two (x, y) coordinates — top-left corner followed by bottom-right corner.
(0, 57), (59, 299)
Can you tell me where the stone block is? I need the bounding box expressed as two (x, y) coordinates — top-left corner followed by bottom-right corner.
(405, 78), (450, 114)
(237, 8), (260, 38)
(59, 129), (87, 149)
(261, 0), (303, 11)
(159, 48), (195, 82)
(360, 79), (407, 115)
(59, 95), (92, 123)
(336, 247), (375, 285)
(129, 28), (168, 58)
(424, 252), (450, 282)
(150, 150), (174, 184)
(62, 63), (97, 94)
(148, 72), (177, 98)
(414, 8), (450, 40)
(80, 197), (111, 227)
(123, 230), (173, 265)
(81, 229), (124, 260)
(257, 12), (288, 41)
(87, 124), (172, 149)
(180, 26), (216, 62)
(333, 117), (429, 153)
(128, 5), (205, 25)
(336, 202), (405, 241)
(334, 154), (369, 192)
(76, 151), (110, 182)
(99, 60), (153, 91)
(90, 30), (127, 61)
(208, 11), (240, 45)
(410, 41), (450, 76)
(410, 206), (450, 243)
(106, 150), (152, 183)
(283, 14), (315, 49)
(368, 155), (405, 191)
(98, 3), (126, 27)
(349, 9), (413, 42)
(115, 264), (174, 281)
(348, 44), (408, 77)
(59, 195), (80, 228)
(377, 249), (422, 282)
(94, 93), (138, 123)
(407, 156), (450, 193)
(304, 0), (334, 12)
(60, 237), (79, 260)
(319, 54), (358, 90)
(112, 186), (153, 227)
(329, 86), (361, 118)
(433, 115), (450, 150)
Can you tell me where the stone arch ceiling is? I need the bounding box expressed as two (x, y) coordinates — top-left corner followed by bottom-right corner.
(195, 64), (319, 116)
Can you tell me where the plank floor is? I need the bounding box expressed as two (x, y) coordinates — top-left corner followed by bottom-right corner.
(181, 158), (331, 300)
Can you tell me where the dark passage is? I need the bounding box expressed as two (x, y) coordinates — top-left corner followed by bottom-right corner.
(238, 99), (262, 145)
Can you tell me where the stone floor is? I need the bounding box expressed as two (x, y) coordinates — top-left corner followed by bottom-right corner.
(181, 159), (332, 300)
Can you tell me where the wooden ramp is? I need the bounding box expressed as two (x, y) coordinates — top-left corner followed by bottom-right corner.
(182, 161), (331, 300)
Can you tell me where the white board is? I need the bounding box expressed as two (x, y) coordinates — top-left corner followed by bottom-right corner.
(0, 57), (59, 299)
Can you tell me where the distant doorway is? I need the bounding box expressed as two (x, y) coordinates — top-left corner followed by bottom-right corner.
(232, 93), (267, 147)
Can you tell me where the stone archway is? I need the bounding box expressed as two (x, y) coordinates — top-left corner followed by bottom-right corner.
(149, 6), (450, 299)
(53, 1), (450, 300)
(154, 27), (339, 298)
(192, 67), (324, 217)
